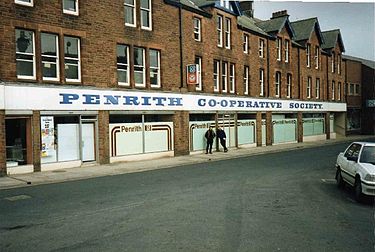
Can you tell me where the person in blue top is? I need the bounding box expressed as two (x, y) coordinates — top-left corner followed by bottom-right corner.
(216, 126), (228, 152)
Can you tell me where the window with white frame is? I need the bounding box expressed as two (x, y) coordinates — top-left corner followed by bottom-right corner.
(275, 72), (281, 97)
(220, 0), (232, 10)
(259, 68), (264, 96)
(276, 38), (281, 61)
(307, 77), (312, 98)
(222, 62), (228, 93)
(259, 39), (264, 58)
(286, 73), (291, 98)
(217, 15), (223, 47)
(193, 17), (201, 41)
(337, 54), (341, 74)
(64, 36), (81, 82)
(355, 84), (360, 95)
(63, 0), (79, 15)
(243, 34), (248, 54)
(224, 18), (231, 49)
(124, 0), (136, 27)
(332, 80), (335, 100)
(134, 47), (146, 87)
(331, 52), (335, 73)
(338, 82), (341, 101)
(285, 40), (289, 63)
(214, 60), (219, 92)
(117, 44), (130, 86)
(195, 56), (202, 91)
(16, 29), (35, 79)
(316, 78), (320, 99)
(15, 0), (33, 7)
(229, 63), (235, 93)
(140, 0), (152, 30)
(306, 44), (311, 67)
(244, 66), (249, 95)
(150, 49), (161, 88)
(41, 33), (59, 81)
(314, 46), (319, 69)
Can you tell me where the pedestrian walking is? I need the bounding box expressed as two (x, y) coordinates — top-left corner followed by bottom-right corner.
(205, 126), (215, 154)
(216, 127), (228, 152)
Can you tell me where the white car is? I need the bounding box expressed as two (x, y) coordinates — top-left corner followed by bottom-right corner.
(335, 142), (375, 201)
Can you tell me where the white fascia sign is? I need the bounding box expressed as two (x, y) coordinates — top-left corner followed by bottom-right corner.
(1, 84), (346, 112)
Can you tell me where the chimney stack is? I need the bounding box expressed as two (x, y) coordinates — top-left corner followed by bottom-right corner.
(271, 10), (289, 19)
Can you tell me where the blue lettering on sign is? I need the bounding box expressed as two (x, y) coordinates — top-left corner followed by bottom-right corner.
(60, 93), (79, 104)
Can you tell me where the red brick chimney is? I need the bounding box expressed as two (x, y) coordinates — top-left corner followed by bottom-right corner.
(271, 10), (289, 19)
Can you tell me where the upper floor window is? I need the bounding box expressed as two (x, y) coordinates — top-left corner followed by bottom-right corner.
(338, 82), (341, 101)
(276, 38), (281, 61)
(332, 80), (335, 100)
(224, 18), (231, 49)
(243, 34), (249, 54)
(134, 47), (146, 87)
(193, 18), (201, 41)
(140, 0), (152, 30)
(259, 39), (264, 58)
(286, 73), (291, 98)
(213, 60), (220, 92)
(124, 0), (136, 27)
(229, 63), (235, 93)
(314, 46), (319, 69)
(307, 77), (312, 98)
(337, 54), (341, 74)
(275, 71), (281, 97)
(195, 56), (202, 91)
(16, 29), (35, 79)
(150, 49), (161, 88)
(284, 40), (289, 63)
(259, 69), (264, 96)
(64, 36), (81, 82)
(63, 0), (79, 16)
(15, 0), (33, 6)
(331, 52), (335, 73)
(355, 84), (360, 95)
(306, 44), (311, 67)
(316, 78), (320, 99)
(222, 62), (228, 93)
(217, 15), (223, 47)
(41, 33), (59, 81)
(244, 66), (249, 95)
(117, 44), (130, 86)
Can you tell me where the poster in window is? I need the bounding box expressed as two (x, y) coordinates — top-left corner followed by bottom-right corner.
(41, 116), (55, 157)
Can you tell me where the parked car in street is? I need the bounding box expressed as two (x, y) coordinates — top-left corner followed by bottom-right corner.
(335, 142), (375, 201)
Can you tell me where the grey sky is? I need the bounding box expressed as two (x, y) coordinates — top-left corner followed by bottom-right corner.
(253, 1), (375, 61)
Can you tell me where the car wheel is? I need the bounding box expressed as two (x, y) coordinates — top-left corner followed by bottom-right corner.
(354, 178), (363, 202)
(336, 169), (344, 188)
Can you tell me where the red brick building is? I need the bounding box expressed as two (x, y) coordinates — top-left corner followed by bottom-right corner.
(0, 0), (349, 175)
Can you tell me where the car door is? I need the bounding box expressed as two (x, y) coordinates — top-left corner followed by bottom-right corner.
(342, 143), (362, 185)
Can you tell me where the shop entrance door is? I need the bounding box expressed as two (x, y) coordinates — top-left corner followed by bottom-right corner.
(80, 117), (97, 162)
(217, 114), (236, 148)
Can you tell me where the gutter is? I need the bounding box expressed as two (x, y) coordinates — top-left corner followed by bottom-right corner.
(178, 1), (184, 89)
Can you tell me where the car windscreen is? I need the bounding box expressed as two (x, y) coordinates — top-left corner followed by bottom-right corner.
(360, 146), (375, 165)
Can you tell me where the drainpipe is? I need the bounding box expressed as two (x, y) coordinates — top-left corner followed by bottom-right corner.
(266, 38), (270, 97)
(297, 48), (301, 99)
(179, 1), (184, 89)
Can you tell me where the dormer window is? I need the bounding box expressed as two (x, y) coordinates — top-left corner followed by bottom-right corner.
(314, 46), (319, 69)
(306, 44), (311, 67)
(219, 0), (233, 11)
(243, 34), (249, 54)
(276, 38), (281, 61)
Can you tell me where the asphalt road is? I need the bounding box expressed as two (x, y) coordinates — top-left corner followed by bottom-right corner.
(0, 140), (374, 251)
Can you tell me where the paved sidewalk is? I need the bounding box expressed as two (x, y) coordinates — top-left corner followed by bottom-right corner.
(0, 135), (373, 190)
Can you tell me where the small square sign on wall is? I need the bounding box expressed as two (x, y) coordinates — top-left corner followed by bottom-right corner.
(187, 64), (198, 85)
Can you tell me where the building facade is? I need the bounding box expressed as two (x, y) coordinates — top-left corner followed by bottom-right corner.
(0, 0), (348, 175)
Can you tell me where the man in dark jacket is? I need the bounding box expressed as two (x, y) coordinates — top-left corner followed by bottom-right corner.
(216, 127), (228, 152)
(205, 126), (215, 154)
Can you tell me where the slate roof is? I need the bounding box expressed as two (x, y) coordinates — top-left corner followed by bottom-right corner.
(255, 15), (295, 39)
(237, 15), (269, 37)
(290, 18), (324, 45)
(164, 0), (211, 17)
(343, 55), (374, 69)
(321, 29), (345, 52)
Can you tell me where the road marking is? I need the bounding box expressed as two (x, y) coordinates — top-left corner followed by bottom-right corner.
(321, 179), (336, 184)
(4, 195), (31, 201)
